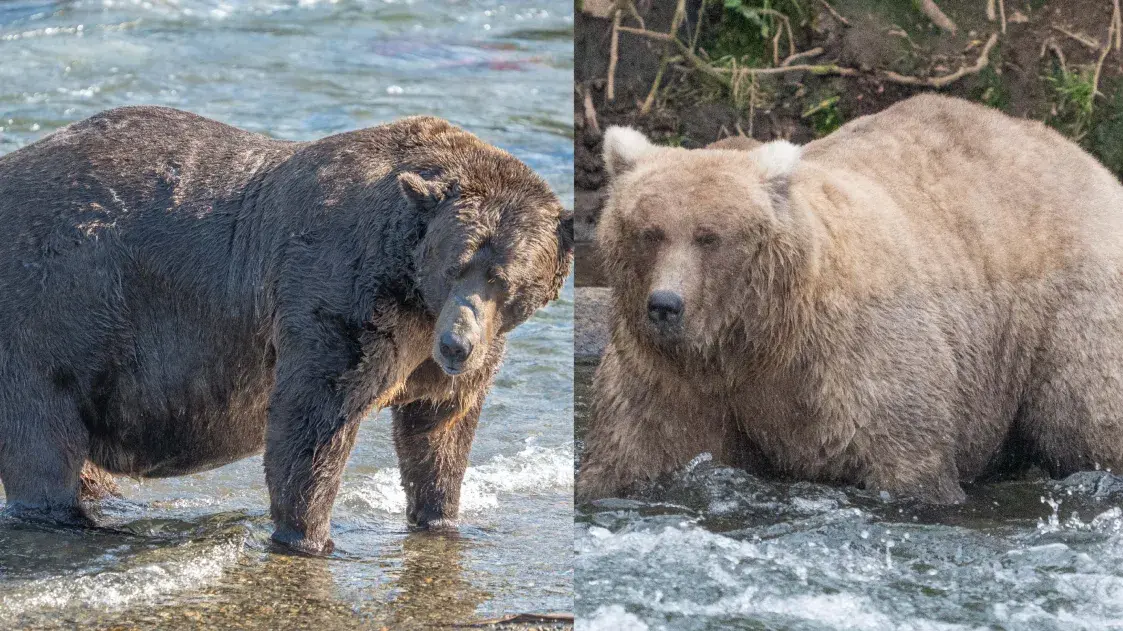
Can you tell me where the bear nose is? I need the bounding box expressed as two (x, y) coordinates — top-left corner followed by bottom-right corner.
(439, 331), (473, 365)
(647, 290), (684, 324)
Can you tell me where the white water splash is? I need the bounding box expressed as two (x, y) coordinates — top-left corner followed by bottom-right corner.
(0, 537), (242, 621)
(577, 604), (649, 631)
(340, 444), (572, 515)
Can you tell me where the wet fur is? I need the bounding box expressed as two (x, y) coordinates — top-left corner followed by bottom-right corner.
(579, 94), (1123, 504)
(0, 107), (573, 553)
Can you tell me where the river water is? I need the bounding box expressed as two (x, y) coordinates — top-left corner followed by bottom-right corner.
(0, 0), (574, 628)
(575, 362), (1123, 631)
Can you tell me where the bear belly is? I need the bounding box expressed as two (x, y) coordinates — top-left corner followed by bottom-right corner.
(83, 354), (275, 478)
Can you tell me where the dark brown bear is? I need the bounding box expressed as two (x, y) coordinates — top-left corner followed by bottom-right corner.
(0, 107), (573, 554)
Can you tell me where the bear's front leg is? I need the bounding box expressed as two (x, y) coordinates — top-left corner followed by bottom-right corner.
(577, 340), (737, 501)
(264, 334), (365, 555)
(392, 395), (483, 530)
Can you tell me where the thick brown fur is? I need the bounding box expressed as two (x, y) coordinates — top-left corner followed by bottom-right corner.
(0, 107), (573, 553)
(579, 94), (1123, 504)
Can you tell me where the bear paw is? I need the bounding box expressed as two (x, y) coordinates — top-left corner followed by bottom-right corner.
(270, 527), (335, 555)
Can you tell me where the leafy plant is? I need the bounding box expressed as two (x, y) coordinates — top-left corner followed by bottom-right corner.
(723, 0), (804, 38)
(802, 94), (843, 136)
(1046, 63), (1096, 141)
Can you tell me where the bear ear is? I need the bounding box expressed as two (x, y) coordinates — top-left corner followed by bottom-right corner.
(398, 171), (459, 213)
(603, 126), (655, 179)
(748, 140), (801, 212)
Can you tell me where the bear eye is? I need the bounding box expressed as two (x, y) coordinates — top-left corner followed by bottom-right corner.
(641, 228), (665, 244)
(487, 266), (510, 291)
(695, 231), (720, 247)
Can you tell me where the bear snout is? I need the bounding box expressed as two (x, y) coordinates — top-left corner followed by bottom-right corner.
(647, 290), (684, 325)
(438, 330), (474, 370)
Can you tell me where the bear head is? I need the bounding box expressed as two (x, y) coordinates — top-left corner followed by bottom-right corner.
(398, 132), (573, 376)
(598, 126), (816, 359)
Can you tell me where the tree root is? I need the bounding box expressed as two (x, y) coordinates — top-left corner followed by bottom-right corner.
(817, 0), (850, 27)
(883, 33), (998, 88)
(917, 0), (957, 35)
(612, 19), (1002, 107)
(1052, 25), (1101, 50)
(607, 9), (622, 101)
(1092, 0), (1120, 100)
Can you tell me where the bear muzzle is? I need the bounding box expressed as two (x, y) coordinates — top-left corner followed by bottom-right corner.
(437, 330), (474, 372)
(647, 290), (684, 326)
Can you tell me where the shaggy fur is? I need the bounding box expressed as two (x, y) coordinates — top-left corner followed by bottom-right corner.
(704, 136), (762, 151)
(579, 94), (1123, 504)
(0, 107), (573, 553)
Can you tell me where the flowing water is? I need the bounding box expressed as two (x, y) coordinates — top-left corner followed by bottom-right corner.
(575, 362), (1123, 631)
(0, 0), (574, 627)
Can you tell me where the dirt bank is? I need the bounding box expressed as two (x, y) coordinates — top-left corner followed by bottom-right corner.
(575, 0), (1123, 287)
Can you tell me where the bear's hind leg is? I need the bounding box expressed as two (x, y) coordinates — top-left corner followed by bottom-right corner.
(392, 396), (482, 530)
(0, 386), (90, 525)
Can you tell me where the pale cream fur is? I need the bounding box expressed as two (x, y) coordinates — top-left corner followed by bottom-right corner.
(579, 94), (1123, 503)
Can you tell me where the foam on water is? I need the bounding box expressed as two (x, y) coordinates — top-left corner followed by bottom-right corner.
(576, 463), (1123, 630)
(0, 536), (243, 622)
(577, 604), (650, 631)
(340, 443), (573, 516)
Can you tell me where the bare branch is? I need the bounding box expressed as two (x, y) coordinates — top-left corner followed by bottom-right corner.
(582, 87), (600, 133)
(816, 0), (850, 27)
(1051, 25), (1101, 50)
(882, 33), (999, 88)
(1093, 0), (1120, 100)
(917, 0), (958, 35)
(607, 9), (622, 101)
(782, 47), (824, 66)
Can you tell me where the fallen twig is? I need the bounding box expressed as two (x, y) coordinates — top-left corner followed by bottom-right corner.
(607, 9), (622, 101)
(816, 0), (850, 27)
(999, 0), (1006, 34)
(758, 8), (796, 65)
(987, 0), (996, 21)
(618, 26), (734, 87)
(782, 47), (824, 67)
(1041, 38), (1067, 70)
(640, 0), (686, 115)
(883, 33), (999, 87)
(1093, 0), (1120, 100)
(918, 0), (957, 35)
(730, 63), (859, 78)
(582, 86), (600, 133)
(1115, 0), (1122, 50)
(689, 0), (707, 53)
(1052, 25), (1101, 50)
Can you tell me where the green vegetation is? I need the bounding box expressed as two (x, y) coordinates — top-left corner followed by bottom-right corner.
(1045, 62), (1097, 141)
(971, 65), (1011, 113)
(802, 94), (843, 136)
(1088, 82), (1123, 175)
(711, 0), (808, 64)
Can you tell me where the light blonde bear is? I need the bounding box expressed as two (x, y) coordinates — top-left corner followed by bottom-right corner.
(579, 94), (1123, 503)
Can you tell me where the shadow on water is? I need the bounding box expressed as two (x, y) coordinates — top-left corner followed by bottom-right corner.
(576, 362), (1123, 631)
